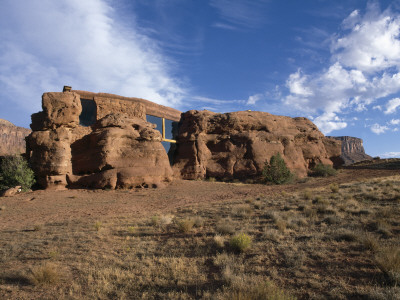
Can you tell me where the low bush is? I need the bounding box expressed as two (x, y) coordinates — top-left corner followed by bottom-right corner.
(230, 233), (252, 253)
(310, 163), (337, 177)
(262, 153), (294, 185)
(0, 155), (35, 191)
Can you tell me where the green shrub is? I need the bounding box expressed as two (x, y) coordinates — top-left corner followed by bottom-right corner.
(229, 233), (252, 252)
(262, 153), (294, 185)
(310, 163), (337, 177)
(0, 155), (35, 191)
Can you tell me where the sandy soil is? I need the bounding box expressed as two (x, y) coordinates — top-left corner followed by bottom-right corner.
(0, 168), (397, 231)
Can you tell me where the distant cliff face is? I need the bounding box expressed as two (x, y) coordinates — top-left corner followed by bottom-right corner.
(327, 136), (372, 165)
(0, 119), (31, 156)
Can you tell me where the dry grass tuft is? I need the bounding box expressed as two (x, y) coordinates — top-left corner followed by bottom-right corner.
(375, 246), (400, 285)
(213, 234), (225, 248)
(216, 218), (235, 234)
(93, 221), (102, 231)
(329, 183), (340, 193)
(176, 218), (195, 233)
(28, 263), (60, 286)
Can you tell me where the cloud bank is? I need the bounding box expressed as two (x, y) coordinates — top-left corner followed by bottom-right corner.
(282, 2), (400, 134)
(0, 0), (185, 122)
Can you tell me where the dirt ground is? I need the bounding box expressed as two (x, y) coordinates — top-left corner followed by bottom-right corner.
(1, 168), (397, 231)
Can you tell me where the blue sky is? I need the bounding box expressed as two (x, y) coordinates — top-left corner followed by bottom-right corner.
(1, 0), (400, 157)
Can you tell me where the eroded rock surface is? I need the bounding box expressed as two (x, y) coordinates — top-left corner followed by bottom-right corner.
(69, 113), (172, 189)
(27, 92), (172, 189)
(328, 136), (372, 165)
(173, 110), (342, 180)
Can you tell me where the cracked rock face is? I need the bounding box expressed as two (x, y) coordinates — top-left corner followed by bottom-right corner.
(173, 110), (342, 180)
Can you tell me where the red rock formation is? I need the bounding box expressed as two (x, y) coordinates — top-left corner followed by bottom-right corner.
(328, 136), (372, 165)
(27, 92), (173, 189)
(0, 119), (31, 156)
(173, 110), (342, 180)
(69, 113), (172, 189)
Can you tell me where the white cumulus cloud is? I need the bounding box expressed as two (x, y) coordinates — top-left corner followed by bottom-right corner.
(371, 123), (389, 134)
(0, 0), (186, 121)
(384, 97), (400, 114)
(282, 3), (400, 134)
(333, 2), (400, 73)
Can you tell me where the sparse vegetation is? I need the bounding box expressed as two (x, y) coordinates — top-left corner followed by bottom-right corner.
(0, 155), (35, 191)
(310, 163), (337, 177)
(0, 172), (399, 299)
(262, 153), (294, 184)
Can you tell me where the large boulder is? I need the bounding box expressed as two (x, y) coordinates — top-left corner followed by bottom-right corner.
(30, 92), (82, 130)
(68, 113), (173, 189)
(173, 110), (342, 180)
(26, 127), (73, 189)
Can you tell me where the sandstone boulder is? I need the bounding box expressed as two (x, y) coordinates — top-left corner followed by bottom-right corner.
(30, 92), (82, 130)
(26, 127), (73, 189)
(68, 113), (172, 189)
(173, 110), (342, 180)
(0, 186), (22, 197)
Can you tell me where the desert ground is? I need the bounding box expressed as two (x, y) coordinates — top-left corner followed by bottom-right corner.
(0, 167), (399, 299)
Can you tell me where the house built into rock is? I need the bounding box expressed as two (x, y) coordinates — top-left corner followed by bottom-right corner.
(26, 87), (343, 190)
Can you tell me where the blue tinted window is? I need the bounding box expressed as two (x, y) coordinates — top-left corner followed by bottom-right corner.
(146, 115), (162, 134)
(164, 119), (179, 140)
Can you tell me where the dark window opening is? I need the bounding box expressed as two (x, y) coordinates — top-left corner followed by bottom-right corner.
(146, 114), (179, 165)
(79, 99), (97, 126)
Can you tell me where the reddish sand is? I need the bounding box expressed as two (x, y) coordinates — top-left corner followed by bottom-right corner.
(0, 168), (398, 230)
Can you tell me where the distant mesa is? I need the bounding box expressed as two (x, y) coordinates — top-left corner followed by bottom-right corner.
(327, 136), (372, 165)
(0, 119), (31, 156)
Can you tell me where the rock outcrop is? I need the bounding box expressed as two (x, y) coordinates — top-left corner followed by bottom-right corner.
(27, 92), (172, 189)
(173, 110), (342, 180)
(328, 136), (372, 165)
(0, 119), (31, 156)
(68, 113), (173, 189)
